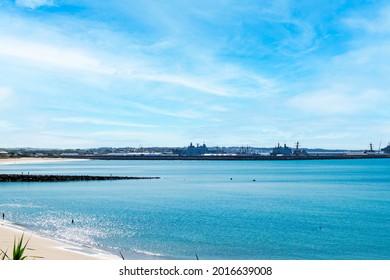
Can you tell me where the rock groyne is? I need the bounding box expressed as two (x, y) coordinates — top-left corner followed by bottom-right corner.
(0, 174), (160, 182)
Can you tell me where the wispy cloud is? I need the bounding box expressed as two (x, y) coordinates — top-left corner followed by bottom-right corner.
(0, 36), (113, 74)
(343, 5), (390, 34)
(0, 86), (16, 111)
(15, 0), (54, 9)
(287, 86), (384, 115)
(0, 87), (13, 102)
(0, 120), (18, 131)
(53, 117), (156, 128)
(126, 101), (206, 120)
(0, 1), (388, 148)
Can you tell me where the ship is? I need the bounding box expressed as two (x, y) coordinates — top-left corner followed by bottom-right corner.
(175, 142), (209, 156)
(381, 143), (390, 154)
(271, 142), (308, 157)
(271, 143), (292, 156)
(293, 142), (308, 156)
(364, 143), (376, 154)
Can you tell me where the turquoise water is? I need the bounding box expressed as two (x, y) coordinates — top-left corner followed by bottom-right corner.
(0, 159), (389, 259)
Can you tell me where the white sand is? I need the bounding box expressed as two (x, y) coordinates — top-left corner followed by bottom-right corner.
(0, 157), (87, 165)
(0, 221), (120, 260)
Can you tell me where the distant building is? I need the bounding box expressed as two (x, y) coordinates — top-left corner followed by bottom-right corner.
(0, 150), (9, 157)
(60, 153), (79, 157)
(34, 153), (47, 157)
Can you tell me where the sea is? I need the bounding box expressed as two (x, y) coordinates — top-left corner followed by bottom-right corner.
(0, 159), (389, 260)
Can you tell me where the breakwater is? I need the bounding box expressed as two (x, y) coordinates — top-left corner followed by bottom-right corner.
(0, 174), (160, 182)
(60, 154), (390, 161)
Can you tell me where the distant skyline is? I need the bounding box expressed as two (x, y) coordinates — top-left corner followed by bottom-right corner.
(1, 0), (389, 149)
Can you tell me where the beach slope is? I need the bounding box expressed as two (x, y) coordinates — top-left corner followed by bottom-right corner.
(0, 221), (120, 260)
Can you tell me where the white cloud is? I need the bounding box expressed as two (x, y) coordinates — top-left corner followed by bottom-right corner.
(344, 5), (390, 34)
(0, 36), (114, 74)
(53, 117), (156, 128)
(0, 7), (278, 101)
(131, 63), (276, 98)
(331, 44), (390, 77)
(0, 87), (12, 102)
(1, 1), (387, 149)
(207, 105), (229, 112)
(308, 133), (353, 140)
(79, 130), (190, 147)
(0, 121), (17, 130)
(0, 87), (15, 110)
(287, 86), (384, 115)
(286, 5), (390, 118)
(127, 101), (206, 119)
(134, 73), (230, 97)
(6, 131), (95, 148)
(15, 0), (54, 9)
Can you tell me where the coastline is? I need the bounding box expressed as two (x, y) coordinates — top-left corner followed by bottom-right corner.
(0, 157), (88, 165)
(61, 154), (390, 161)
(0, 220), (120, 260)
(1, 155), (389, 164)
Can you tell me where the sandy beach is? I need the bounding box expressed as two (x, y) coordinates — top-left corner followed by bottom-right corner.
(0, 157), (87, 165)
(0, 220), (120, 260)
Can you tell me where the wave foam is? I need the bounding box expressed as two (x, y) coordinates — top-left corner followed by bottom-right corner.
(0, 203), (41, 209)
(132, 249), (164, 257)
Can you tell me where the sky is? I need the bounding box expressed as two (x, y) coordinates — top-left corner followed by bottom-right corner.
(0, 0), (389, 149)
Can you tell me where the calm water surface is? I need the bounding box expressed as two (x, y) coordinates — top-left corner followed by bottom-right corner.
(0, 159), (389, 259)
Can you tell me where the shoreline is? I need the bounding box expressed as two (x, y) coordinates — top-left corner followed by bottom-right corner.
(0, 219), (121, 260)
(0, 157), (88, 165)
(61, 154), (390, 161)
(1, 155), (390, 164)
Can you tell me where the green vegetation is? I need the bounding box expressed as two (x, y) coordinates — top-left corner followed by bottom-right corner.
(0, 233), (36, 260)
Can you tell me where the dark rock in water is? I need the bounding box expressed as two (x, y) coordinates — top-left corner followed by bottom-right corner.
(0, 174), (160, 182)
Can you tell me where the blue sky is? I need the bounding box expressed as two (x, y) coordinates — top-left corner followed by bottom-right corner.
(0, 0), (389, 149)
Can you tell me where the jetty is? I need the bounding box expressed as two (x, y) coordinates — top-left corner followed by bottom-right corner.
(0, 174), (160, 182)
